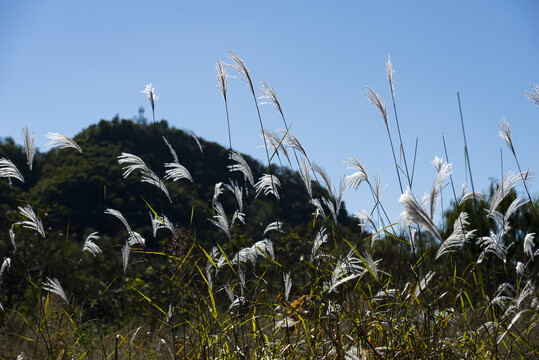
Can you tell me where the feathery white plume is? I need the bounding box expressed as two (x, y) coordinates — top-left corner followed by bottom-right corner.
(45, 133), (83, 153)
(254, 174), (281, 200)
(216, 59), (228, 100)
(82, 232), (101, 256)
(164, 162), (193, 183)
(42, 277), (68, 303)
(22, 126), (36, 170)
(263, 221), (283, 236)
(298, 157), (312, 197)
(118, 153), (171, 202)
(0, 257), (10, 277)
(141, 83), (158, 111)
(436, 212), (476, 259)
(17, 205), (45, 238)
(525, 84), (539, 106)
(9, 225), (16, 250)
(150, 212), (174, 237)
(186, 130), (203, 154)
(365, 87), (388, 128)
(0, 158), (24, 185)
(283, 272), (292, 302)
(524, 233), (535, 259)
(208, 202), (231, 241)
(122, 243), (130, 274)
(344, 156), (369, 190)
(311, 228), (328, 262)
(399, 188), (441, 241)
(228, 151), (254, 187)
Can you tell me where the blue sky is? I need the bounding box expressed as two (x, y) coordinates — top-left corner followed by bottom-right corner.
(1, 1), (538, 224)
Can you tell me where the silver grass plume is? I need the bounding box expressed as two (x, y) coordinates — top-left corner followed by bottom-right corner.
(216, 59), (228, 101)
(524, 233), (535, 259)
(255, 174), (281, 200)
(227, 50), (255, 92)
(150, 212), (174, 237)
(162, 136), (179, 163)
(488, 171), (524, 218)
(415, 271), (435, 297)
(82, 232), (101, 256)
(328, 251), (366, 293)
(42, 277), (68, 303)
(283, 272), (292, 302)
(104, 208), (132, 233)
(476, 231), (512, 264)
(399, 188), (441, 241)
(525, 84), (539, 106)
(0, 158), (24, 185)
(261, 128), (291, 165)
(141, 83), (158, 111)
(164, 162), (193, 183)
(436, 212), (476, 259)
(430, 156), (452, 218)
(186, 130), (203, 154)
(283, 131), (308, 158)
(228, 151), (254, 187)
(386, 54), (395, 96)
(497, 118), (514, 154)
(122, 243), (130, 274)
(17, 205), (45, 238)
(355, 210), (380, 247)
(459, 190), (486, 207)
(9, 225), (16, 250)
(365, 87), (388, 129)
(22, 126), (36, 170)
(208, 202), (231, 241)
(312, 163), (334, 198)
(258, 81), (284, 118)
(310, 198), (326, 219)
(224, 180), (244, 213)
(263, 221), (284, 236)
(344, 156), (369, 190)
(298, 157), (313, 197)
(127, 231), (145, 247)
(311, 227), (328, 262)
(0, 257), (10, 277)
(45, 133), (83, 153)
(232, 239), (274, 266)
(118, 153), (172, 202)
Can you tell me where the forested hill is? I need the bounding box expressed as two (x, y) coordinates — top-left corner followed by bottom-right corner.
(0, 117), (359, 249)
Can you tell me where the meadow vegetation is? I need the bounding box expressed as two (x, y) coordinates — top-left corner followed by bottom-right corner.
(1, 52), (539, 359)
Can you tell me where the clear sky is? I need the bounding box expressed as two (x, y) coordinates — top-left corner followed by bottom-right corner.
(1, 0), (538, 224)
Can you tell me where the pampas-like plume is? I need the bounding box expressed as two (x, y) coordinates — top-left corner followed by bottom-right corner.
(42, 277), (68, 303)
(261, 129), (291, 165)
(0, 158), (24, 186)
(263, 221), (283, 236)
(0, 257), (10, 277)
(82, 232), (101, 256)
(497, 118), (514, 154)
(459, 190), (486, 207)
(141, 83), (158, 111)
(216, 59), (228, 100)
(399, 188), (441, 241)
(298, 157), (313, 197)
(225, 180), (244, 213)
(525, 84), (539, 106)
(365, 87), (388, 129)
(436, 212), (476, 259)
(208, 202), (231, 241)
(311, 227), (328, 262)
(310, 198), (326, 219)
(476, 232), (512, 264)
(186, 130), (203, 154)
(22, 126), (36, 170)
(105, 208), (131, 233)
(283, 272), (292, 302)
(524, 233), (535, 259)
(228, 151), (254, 187)
(150, 212), (174, 237)
(122, 243), (130, 274)
(17, 205), (45, 238)
(118, 153), (171, 202)
(344, 156), (369, 190)
(355, 210), (380, 246)
(430, 156), (452, 218)
(255, 174), (281, 200)
(488, 171), (524, 218)
(386, 54), (395, 96)
(232, 239), (274, 266)
(227, 50), (255, 92)
(9, 225), (16, 250)
(258, 81), (284, 119)
(164, 162), (193, 183)
(45, 133), (83, 153)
